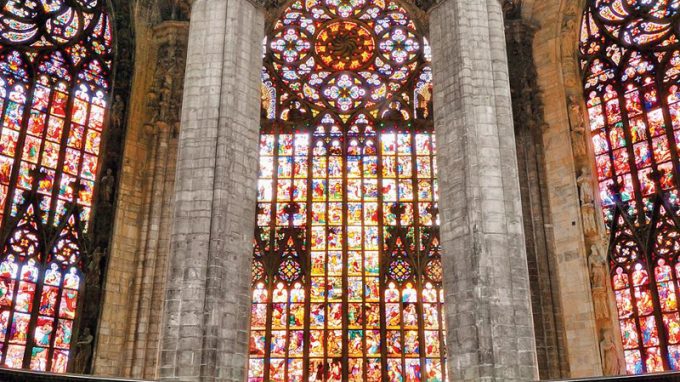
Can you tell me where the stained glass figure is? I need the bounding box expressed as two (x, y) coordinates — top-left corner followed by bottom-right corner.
(249, 0), (445, 381)
(580, 0), (680, 374)
(0, 0), (113, 372)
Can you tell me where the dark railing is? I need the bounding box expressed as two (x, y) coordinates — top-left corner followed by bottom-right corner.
(0, 368), (151, 382)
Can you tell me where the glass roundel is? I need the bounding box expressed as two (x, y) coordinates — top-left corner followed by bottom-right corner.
(266, 0), (425, 115)
(580, 0), (680, 375)
(0, 0), (113, 373)
(250, 0), (443, 381)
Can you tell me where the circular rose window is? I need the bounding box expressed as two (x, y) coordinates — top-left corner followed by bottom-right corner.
(315, 21), (375, 71)
(265, 0), (429, 114)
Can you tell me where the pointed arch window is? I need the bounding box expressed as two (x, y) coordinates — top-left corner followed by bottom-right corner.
(248, 1), (446, 381)
(0, 0), (113, 372)
(580, 0), (680, 374)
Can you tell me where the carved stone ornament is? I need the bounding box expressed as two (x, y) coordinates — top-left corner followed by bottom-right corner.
(577, 167), (595, 205)
(146, 21), (189, 131)
(99, 168), (115, 204)
(600, 329), (622, 376)
(502, 0), (522, 20)
(581, 203), (598, 236)
(568, 95), (588, 156)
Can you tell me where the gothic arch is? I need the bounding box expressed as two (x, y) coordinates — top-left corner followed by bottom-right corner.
(515, 0), (616, 378)
(575, 0), (680, 374)
(522, 0), (680, 377)
(0, 0), (138, 373)
(248, 1), (443, 380)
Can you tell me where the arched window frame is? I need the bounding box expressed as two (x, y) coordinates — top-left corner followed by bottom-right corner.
(248, 1), (446, 381)
(0, 0), (114, 372)
(579, 0), (680, 374)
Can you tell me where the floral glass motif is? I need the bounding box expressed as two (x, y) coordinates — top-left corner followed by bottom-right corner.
(0, 0), (112, 372)
(580, 0), (680, 374)
(249, 0), (445, 381)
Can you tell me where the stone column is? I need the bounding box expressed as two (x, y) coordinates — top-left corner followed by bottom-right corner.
(124, 21), (187, 379)
(505, 14), (568, 379)
(429, 0), (539, 380)
(159, 0), (264, 381)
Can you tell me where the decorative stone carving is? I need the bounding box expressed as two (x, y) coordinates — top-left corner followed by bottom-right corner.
(146, 22), (189, 131)
(592, 288), (610, 320)
(569, 96), (588, 156)
(502, 0), (522, 20)
(589, 244), (607, 288)
(568, 96), (586, 129)
(581, 203), (598, 236)
(74, 327), (94, 373)
(162, 0), (191, 20)
(590, 244), (610, 320)
(99, 168), (115, 204)
(504, 15), (546, 139)
(111, 94), (125, 129)
(577, 168), (600, 236)
(600, 329), (622, 375)
(577, 168), (594, 205)
(85, 247), (105, 296)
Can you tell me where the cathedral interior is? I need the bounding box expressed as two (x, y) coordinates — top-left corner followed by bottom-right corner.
(0, 0), (679, 381)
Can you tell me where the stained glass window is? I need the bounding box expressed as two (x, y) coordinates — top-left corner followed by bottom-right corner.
(580, 0), (680, 374)
(248, 1), (445, 381)
(0, 0), (113, 372)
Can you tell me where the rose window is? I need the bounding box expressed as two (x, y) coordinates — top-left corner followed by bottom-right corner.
(315, 21), (375, 71)
(265, 0), (428, 115)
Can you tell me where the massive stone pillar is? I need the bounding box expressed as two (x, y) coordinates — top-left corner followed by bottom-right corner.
(429, 0), (539, 380)
(122, 21), (187, 380)
(159, 0), (264, 381)
(505, 12), (568, 379)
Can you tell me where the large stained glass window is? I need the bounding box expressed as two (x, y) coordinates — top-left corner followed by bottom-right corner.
(0, 0), (113, 372)
(580, 0), (680, 374)
(248, 1), (446, 381)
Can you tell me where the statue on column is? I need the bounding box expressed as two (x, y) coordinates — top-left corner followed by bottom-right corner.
(568, 96), (588, 156)
(581, 203), (598, 236)
(577, 168), (594, 206)
(600, 329), (622, 375)
(590, 244), (610, 320)
(111, 95), (125, 130)
(100, 169), (115, 204)
(577, 169), (599, 236)
(589, 244), (608, 288)
(74, 327), (94, 373)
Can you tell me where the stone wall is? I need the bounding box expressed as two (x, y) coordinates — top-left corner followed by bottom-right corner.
(504, 12), (569, 378)
(519, 0), (623, 377)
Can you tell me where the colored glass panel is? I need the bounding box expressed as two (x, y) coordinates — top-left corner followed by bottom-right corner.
(249, 0), (445, 380)
(0, 0), (112, 373)
(581, 0), (680, 375)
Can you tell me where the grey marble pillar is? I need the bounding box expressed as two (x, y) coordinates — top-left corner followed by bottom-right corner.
(159, 0), (264, 381)
(430, 0), (540, 380)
